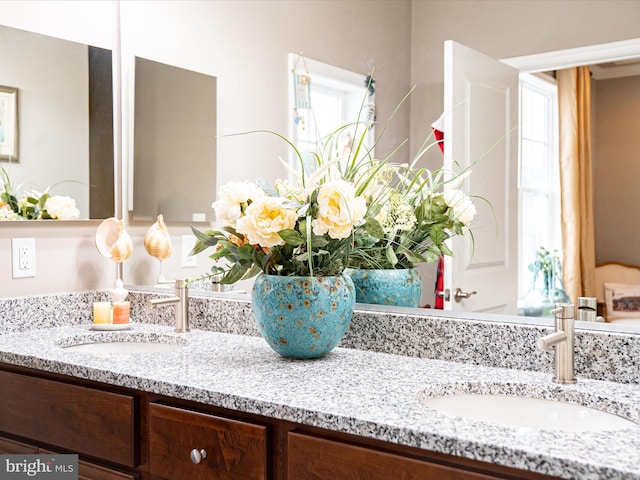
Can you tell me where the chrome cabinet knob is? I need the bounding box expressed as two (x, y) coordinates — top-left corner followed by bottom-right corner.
(190, 448), (207, 464)
(454, 288), (477, 302)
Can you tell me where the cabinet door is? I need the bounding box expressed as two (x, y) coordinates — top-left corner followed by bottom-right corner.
(149, 403), (267, 480)
(0, 436), (38, 454)
(288, 432), (502, 480)
(0, 370), (136, 467)
(77, 460), (138, 480)
(39, 447), (138, 480)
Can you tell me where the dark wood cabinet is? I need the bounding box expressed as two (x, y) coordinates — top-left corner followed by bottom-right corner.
(0, 436), (38, 454)
(288, 431), (501, 480)
(0, 370), (136, 467)
(149, 403), (267, 480)
(0, 363), (559, 480)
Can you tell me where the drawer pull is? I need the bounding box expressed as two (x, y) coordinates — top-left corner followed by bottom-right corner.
(190, 448), (207, 464)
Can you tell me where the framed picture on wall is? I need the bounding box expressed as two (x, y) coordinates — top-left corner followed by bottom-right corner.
(0, 86), (18, 161)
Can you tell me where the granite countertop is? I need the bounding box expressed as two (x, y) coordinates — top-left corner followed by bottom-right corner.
(0, 323), (639, 480)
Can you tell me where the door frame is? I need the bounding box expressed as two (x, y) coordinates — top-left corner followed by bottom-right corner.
(501, 37), (640, 75)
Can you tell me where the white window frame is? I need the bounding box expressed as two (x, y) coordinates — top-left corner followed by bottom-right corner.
(287, 54), (374, 182)
(517, 72), (562, 302)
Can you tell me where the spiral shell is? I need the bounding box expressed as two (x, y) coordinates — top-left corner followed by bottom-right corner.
(144, 214), (172, 261)
(110, 224), (133, 263)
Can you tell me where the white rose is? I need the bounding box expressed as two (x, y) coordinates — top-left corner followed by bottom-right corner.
(235, 196), (297, 247)
(212, 181), (265, 225)
(443, 189), (476, 225)
(455, 198), (477, 225)
(44, 195), (80, 220)
(312, 180), (366, 239)
(443, 189), (466, 210)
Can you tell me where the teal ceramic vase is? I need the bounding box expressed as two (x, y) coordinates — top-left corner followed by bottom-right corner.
(251, 273), (356, 359)
(347, 268), (422, 308)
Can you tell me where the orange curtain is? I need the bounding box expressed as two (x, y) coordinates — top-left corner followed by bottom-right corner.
(556, 66), (596, 302)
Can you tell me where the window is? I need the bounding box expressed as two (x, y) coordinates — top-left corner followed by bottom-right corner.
(518, 73), (562, 301)
(287, 54), (373, 181)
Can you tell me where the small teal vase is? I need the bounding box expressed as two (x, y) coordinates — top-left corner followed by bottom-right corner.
(347, 268), (422, 308)
(251, 273), (355, 359)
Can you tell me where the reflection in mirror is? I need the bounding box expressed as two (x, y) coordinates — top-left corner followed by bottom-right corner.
(131, 57), (216, 223)
(0, 24), (114, 219)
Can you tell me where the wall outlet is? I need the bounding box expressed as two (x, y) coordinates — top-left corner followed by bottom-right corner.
(181, 235), (198, 268)
(12, 238), (36, 278)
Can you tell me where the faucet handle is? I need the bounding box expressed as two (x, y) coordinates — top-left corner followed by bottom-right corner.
(157, 279), (188, 289)
(550, 303), (574, 319)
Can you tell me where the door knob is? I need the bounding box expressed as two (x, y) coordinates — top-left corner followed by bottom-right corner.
(190, 448), (207, 464)
(454, 288), (477, 302)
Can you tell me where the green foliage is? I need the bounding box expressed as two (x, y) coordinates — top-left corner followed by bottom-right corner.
(190, 82), (478, 283)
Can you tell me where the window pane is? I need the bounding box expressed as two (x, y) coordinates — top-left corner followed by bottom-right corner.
(521, 139), (548, 188)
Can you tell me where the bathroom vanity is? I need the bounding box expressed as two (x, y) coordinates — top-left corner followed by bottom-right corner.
(0, 291), (639, 480)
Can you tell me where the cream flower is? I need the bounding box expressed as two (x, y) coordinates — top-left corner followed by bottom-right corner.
(312, 180), (366, 239)
(212, 181), (265, 226)
(443, 189), (476, 225)
(43, 195), (80, 220)
(0, 204), (19, 220)
(235, 196), (297, 247)
(455, 199), (477, 225)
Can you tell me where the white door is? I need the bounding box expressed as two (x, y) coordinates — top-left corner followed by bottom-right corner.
(442, 41), (519, 314)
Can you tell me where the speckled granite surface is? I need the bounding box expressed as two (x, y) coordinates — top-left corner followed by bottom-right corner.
(0, 323), (638, 479)
(1, 288), (639, 384)
(1, 289), (640, 478)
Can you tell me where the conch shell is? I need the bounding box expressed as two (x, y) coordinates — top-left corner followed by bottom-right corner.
(95, 217), (133, 263)
(144, 214), (172, 261)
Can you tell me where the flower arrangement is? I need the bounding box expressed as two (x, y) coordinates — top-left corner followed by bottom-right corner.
(191, 89), (477, 283)
(191, 174), (367, 281)
(0, 166), (80, 220)
(347, 160), (476, 270)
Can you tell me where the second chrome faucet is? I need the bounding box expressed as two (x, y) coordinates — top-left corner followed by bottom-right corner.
(150, 279), (190, 333)
(536, 303), (576, 384)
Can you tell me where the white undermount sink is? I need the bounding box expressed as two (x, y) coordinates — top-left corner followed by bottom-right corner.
(58, 333), (187, 354)
(422, 391), (638, 432)
(63, 341), (183, 354)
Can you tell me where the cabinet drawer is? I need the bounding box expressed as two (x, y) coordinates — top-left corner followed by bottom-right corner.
(0, 370), (136, 467)
(288, 432), (501, 480)
(149, 403), (267, 480)
(41, 447), (138, 480)
(0, 436), (38, 454)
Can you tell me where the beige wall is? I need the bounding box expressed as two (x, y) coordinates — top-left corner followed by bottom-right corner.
(410, 0), (640, 169)
(2, 0), (640, 297)
(593, 75), (640, 265)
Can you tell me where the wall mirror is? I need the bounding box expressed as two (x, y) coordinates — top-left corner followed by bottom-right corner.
(116, 3), (640, 334)
(130, 56), (216, 223)
(0, 24), (114, 220)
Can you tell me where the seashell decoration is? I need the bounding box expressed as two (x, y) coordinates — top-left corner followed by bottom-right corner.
(95, 217), (120, 258)
(144, 214), (172, 261)
(110, 223), (133, 263)
(95, 217), (133, 263)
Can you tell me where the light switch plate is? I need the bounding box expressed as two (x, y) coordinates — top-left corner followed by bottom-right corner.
(181, 235), (197, 268)
(12, 237), (36, 278)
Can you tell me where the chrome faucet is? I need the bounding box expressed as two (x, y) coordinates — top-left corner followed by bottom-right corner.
(536, 303), (576, 384)
(150, 279), (190, 333)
